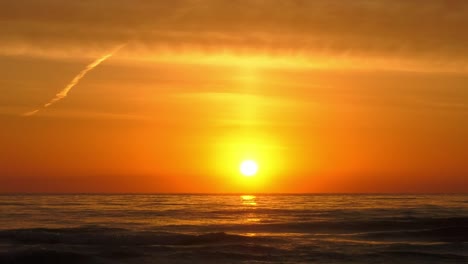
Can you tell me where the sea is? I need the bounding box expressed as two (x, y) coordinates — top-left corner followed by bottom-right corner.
(0, 194), (467, 263)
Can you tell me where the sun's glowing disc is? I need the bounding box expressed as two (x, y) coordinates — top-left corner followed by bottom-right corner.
(240, 160), (258, 176)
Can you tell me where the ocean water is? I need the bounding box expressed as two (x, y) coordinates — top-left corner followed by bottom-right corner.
(0, 194), (467, 263)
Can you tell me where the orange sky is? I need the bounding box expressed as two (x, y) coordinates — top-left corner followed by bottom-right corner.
(1, 0), (467, 193)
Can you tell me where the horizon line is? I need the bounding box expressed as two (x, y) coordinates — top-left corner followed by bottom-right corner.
(1, 192), (466, 195)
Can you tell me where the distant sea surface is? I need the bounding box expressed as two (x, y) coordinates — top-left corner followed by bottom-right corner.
(0, 194), (467, 263)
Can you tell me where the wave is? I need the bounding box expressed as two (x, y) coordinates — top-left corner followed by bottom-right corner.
(0, 227), (289, 264)
(0, 246), (289, 264)
(2, 217), (466, 242)
(1, 226), (466, 264)
(182, 217), (468, 239)
(0, 226), (263, 246)
(371, 197), (419, 200)
(2, 219), (466, 245)
(355, 226), (468, 242)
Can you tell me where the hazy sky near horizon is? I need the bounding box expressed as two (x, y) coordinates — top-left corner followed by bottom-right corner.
(1, 0), (467, 193)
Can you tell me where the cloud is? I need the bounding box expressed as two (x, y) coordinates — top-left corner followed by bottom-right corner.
(0, 0), (467, 72)
(23, 44), (126, 116)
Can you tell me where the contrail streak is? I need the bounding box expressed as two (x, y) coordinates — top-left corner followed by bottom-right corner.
(23, 44), (126, 116)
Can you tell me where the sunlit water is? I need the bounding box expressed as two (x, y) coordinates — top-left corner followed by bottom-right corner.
(1, 194), (467, 263)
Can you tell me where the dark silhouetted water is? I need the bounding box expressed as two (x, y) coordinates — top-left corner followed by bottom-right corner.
(0, 194), (467, 263)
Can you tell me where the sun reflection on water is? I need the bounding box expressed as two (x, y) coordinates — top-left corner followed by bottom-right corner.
(241, 195), (257, 206)
(240, 195), (261, 226)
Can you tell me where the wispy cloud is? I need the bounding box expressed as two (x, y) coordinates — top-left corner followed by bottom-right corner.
(1, 0), (467, 73)
(23, 44), (126, 116)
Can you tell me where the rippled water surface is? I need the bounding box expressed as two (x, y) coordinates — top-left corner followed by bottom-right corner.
(1, 194), (467, 263)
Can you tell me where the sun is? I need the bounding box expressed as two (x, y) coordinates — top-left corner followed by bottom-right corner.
(240, 160), (258, 177)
